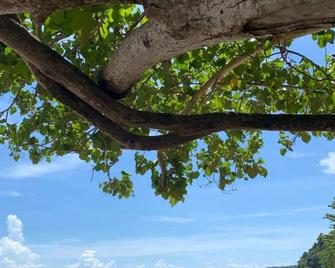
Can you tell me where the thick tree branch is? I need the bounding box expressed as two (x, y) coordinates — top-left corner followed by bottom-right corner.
(101, 21), (218, 97)
(102, 0), (335, 97)
(0, 15), (139, 126)
(30, 66), (203, 150)
(33, 66), (335, 153)
(182, 29), (321, 114)
(0, 0), (140, 18)
(2, 15), (335, 140)
(156, 44), (265, 174)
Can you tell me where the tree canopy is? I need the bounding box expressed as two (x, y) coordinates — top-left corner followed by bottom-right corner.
(297, 198), (335, 268)
(1, 1), (335, 204)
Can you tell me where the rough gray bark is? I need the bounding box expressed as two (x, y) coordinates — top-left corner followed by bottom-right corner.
(102, 0), (335, 96)
(2, 15), (335, 144)
(0, 1), (335, 150)
(1, 1), (335, 97)
(0, 14), (332, 138)
(0, 0), (139, 18)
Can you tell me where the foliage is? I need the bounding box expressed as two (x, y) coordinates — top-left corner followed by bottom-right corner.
(320, 198), (335, 267)
(298, 234), (325, 268)
(267, 266), (297, 268)
(297, 198), (335, 268)
(1, 4), (335, 204)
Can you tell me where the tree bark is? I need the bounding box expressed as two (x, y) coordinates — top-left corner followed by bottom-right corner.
(102, 0), (335, 96)
(2, 14), (335, 144)
(30, 65), (204, 151)
(0, 2), (335, 151)
(30, 66), (335, 151)
(0, 0), (139, 17)
(1, 1), (335, 98)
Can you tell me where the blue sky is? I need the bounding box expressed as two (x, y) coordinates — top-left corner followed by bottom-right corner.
(1, 37), (335, 268)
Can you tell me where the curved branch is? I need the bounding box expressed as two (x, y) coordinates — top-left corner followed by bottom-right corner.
(0, 15), (137, 126)
(31, 66), (335, 138)
(156, 42), (265, 176)
(183, 43), (265, 114)
(102, 0), (335, 97)
(30, 66), (203, 150)
(101, 21), (221, 97)
(2, 15), (335, 138)
(31, 68), (335, 138)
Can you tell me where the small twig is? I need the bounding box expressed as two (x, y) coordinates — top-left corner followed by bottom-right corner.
(90, 167), (95, 182)
(156, 43), (265, 180)
(78, 127), (97, 152)
(279, 47), (327, 83)
(0, 89), (21, 123)
(285, 48), (335, 82)
(125, 13), (145, 37)
(246, 81), (306, 90)
(70, 14), (105, 53)
(157, 150), (168, 186)
(182, 43), (264, 114)
(49, 32), (67, 46)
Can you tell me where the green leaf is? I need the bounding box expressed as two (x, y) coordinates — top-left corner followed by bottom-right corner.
(280, 148), (287, 156)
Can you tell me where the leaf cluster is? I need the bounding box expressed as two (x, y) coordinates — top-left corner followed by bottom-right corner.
(1, 5), (335, 204)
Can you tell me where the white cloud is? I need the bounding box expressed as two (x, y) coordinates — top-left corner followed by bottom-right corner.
(220, 205), (326, 220)
(204, 262), (216, 268)
(0, 216), (189, 268)
(65, 253), (182, 268)
(7, 215), (24, 243)
(148, 216), (194, 224)
(224, 259), (261, 268)
(0, 217), (303, 268)
(32, 232), (309, 262)
(65, 250), (116, 268)
(133, 260), (182, 268)
(1, 155), (83, 179)
(154, 259), (182, 268)
(0, 191), (21, 197)
(0, 216), (300, 268)
(0, 215), (44, 268)
(320, 152), (335, 174)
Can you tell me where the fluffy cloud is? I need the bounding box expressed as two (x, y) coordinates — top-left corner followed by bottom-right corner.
(0, 216), (185, 268)
(0, 216), (269, 268)
(65, 250), (116, 268)
(154, 259), (182, 268)
(7, 215), (24, 243)
(224, 259), (261, 268)
(0, 215), (44, 268)
(320, 152), (335, 174)
(66, 256), (181, 268)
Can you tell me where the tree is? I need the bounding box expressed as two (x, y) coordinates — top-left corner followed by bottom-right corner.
(320, 198), (335, 267)
(297, 198), (335, 268)
(298, 234), (326, 268)
(267, 266), (297, 268)
(1, 1), (335, 204)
